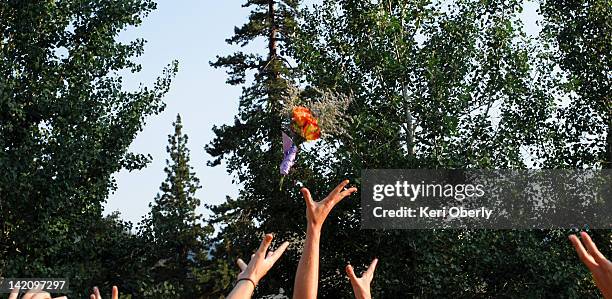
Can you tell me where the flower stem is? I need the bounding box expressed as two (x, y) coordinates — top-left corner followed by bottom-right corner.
(279, 175), (285, 191)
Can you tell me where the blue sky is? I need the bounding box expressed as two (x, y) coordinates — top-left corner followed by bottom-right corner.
(105, 0), (542, 225)
(105, 1), (255, 224)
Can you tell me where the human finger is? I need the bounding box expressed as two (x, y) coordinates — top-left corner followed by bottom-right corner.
(8, 286), (20, 299)
(329, 180), (350, 198)
(301, 188), (314, 207)
(569, 234), (598, 269)
(581, 232), (608, 264)
(237, 258), (248, 271)
(93, 286), (101, 299)
(269, 241), (290, 263)
(365, 258), (378, 278)
(345, 264), (358, 281)
(256, 234), (274, 257)
(339, 187), (358, 200)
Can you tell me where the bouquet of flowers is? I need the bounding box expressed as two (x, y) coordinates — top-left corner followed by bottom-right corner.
(279, 107), (320, 190)
(279, 86), (351, 190)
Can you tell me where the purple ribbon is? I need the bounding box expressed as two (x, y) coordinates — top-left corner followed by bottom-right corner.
(280, 132), (298, 175)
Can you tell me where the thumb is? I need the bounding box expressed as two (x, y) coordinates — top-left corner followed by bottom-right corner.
(301, 188), (314, 207)
(237, 258), (248, 271)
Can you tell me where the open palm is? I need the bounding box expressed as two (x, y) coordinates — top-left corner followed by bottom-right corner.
(570, 232), (612, 299)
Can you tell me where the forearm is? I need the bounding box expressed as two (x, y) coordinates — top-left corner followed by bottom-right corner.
(227, 280), (255, 299)
(292, 225), (321, 299)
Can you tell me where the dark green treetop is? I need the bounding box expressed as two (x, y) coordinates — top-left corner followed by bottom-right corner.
(139, 114), (214, 297)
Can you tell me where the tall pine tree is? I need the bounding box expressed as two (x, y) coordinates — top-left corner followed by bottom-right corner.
(206, 0), (305, 295)
(140, 114), (212, 298)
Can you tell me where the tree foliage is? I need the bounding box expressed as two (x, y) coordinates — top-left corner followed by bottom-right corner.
(138, 114), (215, 298)
(206, 0), (308, 296)
(208, 0), (611, 297)
(539, 0), (611, 169)
(0, 0), (609, 297)
(0, 0), (177, 297)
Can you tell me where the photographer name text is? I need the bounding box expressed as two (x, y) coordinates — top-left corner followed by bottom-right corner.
(372, 206), (493, 219)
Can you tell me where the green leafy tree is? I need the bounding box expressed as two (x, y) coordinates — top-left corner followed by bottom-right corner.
(0, 0), (177, 297)
(539, 0), (611, 169)
(86, 211), (149, 298)
(293, 0), (555, 296)
(139, 114), (214, 298)
(208, 0), (610, 297)
(538, 0), (612, 295)
(291, 0), (610, 297)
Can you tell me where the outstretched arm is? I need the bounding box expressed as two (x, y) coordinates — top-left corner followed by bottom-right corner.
(346, 258), (378, 299)
(227, 233), (290, 299)
(293, 180), (358, 299)
(569, 232), (612, 298)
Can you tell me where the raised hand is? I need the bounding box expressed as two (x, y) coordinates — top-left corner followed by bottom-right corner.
(346, 258), (378, 299)
(89, 286), (118, 299)
(301, 180), (358, 230)
(227, 233), (290, 299)
(293, 180), (358, 299)
(569, 232), (612, 298)
(237, 233), (290, 286)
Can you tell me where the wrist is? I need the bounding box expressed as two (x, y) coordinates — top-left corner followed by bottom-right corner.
(352, 286), (371, 299)
(355, 290), (371, 299)
(307, 222), (323, 234)
(235, 277), (257, 290)
(237, 272), (259, 286)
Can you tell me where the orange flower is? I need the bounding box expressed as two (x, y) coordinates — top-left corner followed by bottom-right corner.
(291, 106), (321, 141)
(292, 106), (314, 127)
(301, 118), (321, 141)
